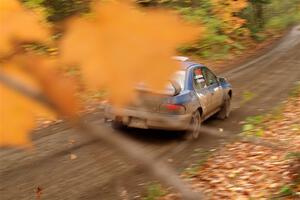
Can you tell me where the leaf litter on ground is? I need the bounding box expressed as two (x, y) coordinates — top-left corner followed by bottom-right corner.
(161, 91), (300, 200)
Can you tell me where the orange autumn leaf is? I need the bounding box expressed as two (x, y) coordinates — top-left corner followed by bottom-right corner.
(0, 56), (80, 146)
(60, 1), (202, 106)
(0, 0), (50, 55)
(0, 66), (55, 147)
(12, 55), (81, 117)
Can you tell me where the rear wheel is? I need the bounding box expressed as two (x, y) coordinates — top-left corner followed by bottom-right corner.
(111, 116), (127, 130)
(185, 110), (202, 140)
(217, 94), (231, 119)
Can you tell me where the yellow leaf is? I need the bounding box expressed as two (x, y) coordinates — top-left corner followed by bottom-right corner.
(70, 153), (77, 160)
(0, 66), (55, 147)
(0, 0), (50, 55)
(26, 57), (80, 117)
(60, 1), (202, 106)
(0, 56), (80, 147)
(12, 54), (81, 117)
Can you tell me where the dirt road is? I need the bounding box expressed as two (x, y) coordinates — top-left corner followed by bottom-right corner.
(1, 26), (300, 200)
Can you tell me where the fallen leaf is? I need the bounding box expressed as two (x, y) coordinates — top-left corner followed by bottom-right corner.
(70, 154), (77, 160)
(35, 186), (42, 200)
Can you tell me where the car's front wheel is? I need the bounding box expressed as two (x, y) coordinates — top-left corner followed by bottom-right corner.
(217, 94), (231, 119)
(185, 110), (202, 140)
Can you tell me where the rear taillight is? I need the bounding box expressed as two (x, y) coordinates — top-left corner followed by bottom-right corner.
(160, 104), (186, 114)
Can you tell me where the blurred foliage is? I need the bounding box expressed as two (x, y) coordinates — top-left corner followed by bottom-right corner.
(136, 0), (247, 58)
(137, 0), (300, 58)
(22, 0), (91, 21)
(21, 0), (300, 59)
(286, 152), (300, 160)
(241, 90), (256, 104)
(242, 0), (300, 35)
(184, 149), (212, 178)
(241, 115), (266, 137)
(289, 81), (300, 97)
(143, 183), (166, 200)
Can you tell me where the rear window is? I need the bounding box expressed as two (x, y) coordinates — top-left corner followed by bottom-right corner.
(135, 70), (185, 95)
(172, 70), (186, 89)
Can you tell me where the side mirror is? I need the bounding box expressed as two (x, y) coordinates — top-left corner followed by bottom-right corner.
(171, 81), (182, 96)
(218, 77), (227, 83)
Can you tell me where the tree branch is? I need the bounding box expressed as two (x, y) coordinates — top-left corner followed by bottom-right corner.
(0, 71), (205, 200)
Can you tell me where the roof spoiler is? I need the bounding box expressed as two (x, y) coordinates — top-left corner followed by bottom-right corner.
(172, 56), (189, 62)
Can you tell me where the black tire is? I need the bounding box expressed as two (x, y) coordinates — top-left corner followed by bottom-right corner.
(185, 110), (202, 140)
(111, 117), (127, 130)
(217, 94), (231, 119)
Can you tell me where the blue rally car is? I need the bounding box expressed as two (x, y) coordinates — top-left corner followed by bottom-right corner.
(104, 57), (232, 139)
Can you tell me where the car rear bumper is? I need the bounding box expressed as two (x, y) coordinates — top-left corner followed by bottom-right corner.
(105, 107), (192, 131)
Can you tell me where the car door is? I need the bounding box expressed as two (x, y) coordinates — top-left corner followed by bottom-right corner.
(192, 67), (211, 116)
(202, 67), (223, 111)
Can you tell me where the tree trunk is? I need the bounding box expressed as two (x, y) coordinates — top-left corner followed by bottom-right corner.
(252, 2), (265, 29)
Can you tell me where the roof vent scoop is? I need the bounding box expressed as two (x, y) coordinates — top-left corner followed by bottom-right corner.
(173, 56), (189, 62)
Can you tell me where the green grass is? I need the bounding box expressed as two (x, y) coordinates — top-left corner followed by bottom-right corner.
(278, 185), (294, 196)
(266, 10), (300, 31)
(241, 115), (266, 137)
(143, 183), (166, 200)
(271, 182), (299, 199)
(268, 105), (284, 121)
(291, 124), (300, 132)
(285, 152), (300, 160)
(245, 115), (264, 125)
(289, 82), (300, 97)
(184, 150), (212, 178)
(241, 90), (256, 104)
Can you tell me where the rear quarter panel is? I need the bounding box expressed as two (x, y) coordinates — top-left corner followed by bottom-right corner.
(170, 90), (200, 114)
